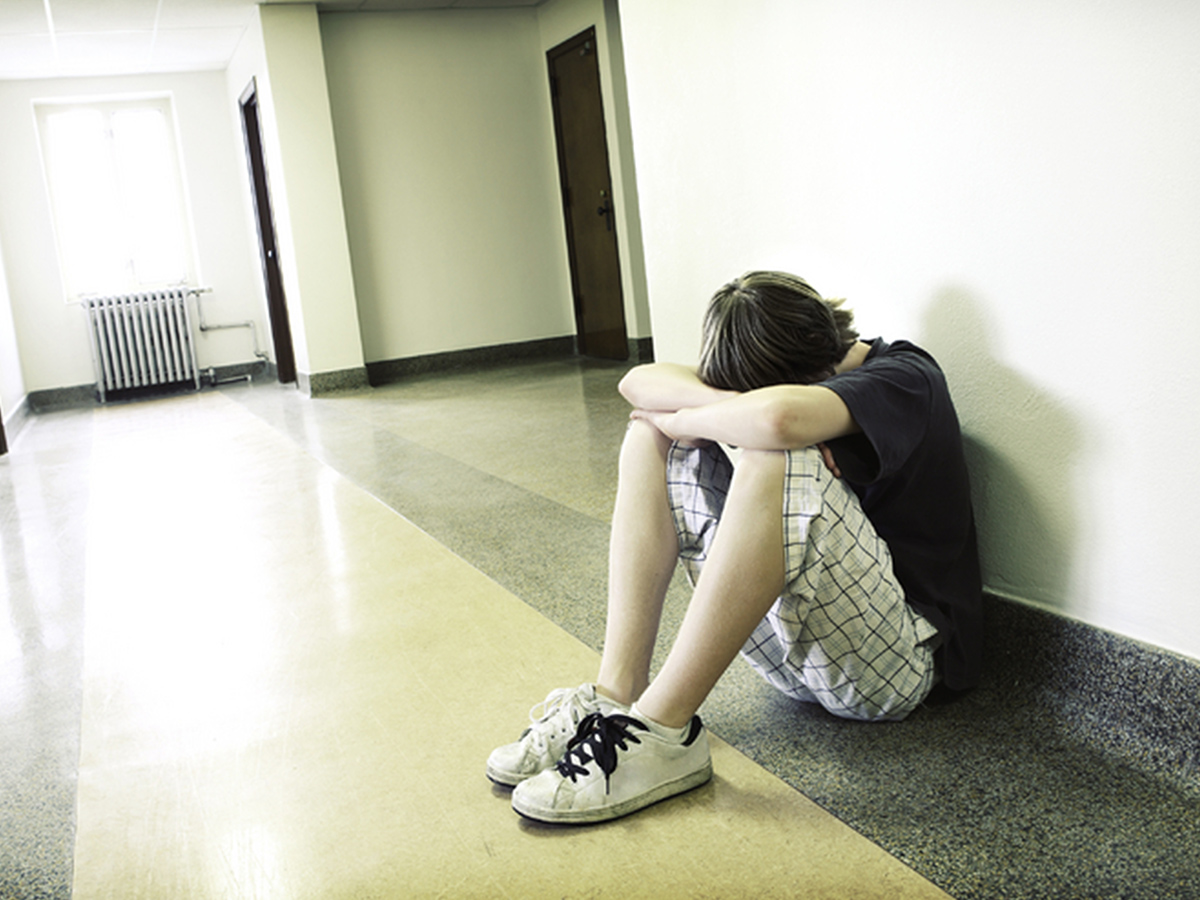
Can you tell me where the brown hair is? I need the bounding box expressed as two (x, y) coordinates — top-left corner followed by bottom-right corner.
(697, 271), (858, 391)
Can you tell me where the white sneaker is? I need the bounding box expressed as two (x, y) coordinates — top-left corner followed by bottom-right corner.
(510, 708), (712, 824)
(487, 684), (626, 787)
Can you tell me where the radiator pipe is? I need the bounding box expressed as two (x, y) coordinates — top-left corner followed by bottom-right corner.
(205, 367), (253, 386)
(190, 287), (270, 363)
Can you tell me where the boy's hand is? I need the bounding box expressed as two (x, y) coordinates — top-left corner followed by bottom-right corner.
(816, 442), (842, 478)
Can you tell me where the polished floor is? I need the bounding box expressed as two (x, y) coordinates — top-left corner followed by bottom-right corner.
(4, 359), (1198, 899)
(1, 371), (947, 898)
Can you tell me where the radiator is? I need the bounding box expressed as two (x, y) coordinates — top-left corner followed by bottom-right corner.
(82, 289), (201, 403)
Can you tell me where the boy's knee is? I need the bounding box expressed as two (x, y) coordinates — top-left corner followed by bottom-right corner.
(623, 417), (673, 458)
(735, 447), (787, 472)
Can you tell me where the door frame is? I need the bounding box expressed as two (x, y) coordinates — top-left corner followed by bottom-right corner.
(547, 27), (629, 360)
(239, 79), (297, 384)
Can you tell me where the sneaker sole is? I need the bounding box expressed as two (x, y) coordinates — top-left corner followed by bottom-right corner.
(485, 764), (525, 789)
(488, 751), (564, 788)
(511, 759), (714, 825)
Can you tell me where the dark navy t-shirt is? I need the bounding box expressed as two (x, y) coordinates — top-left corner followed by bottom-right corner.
(823, 338), (983, 691)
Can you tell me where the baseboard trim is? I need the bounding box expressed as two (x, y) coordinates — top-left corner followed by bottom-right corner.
(28, 384), (98, 412)
(297, 366), (371, 397)
(25, 361), (276, 412)
(366, 336), (577, 385)
(983, 592), (1200, 794)
(628, 336), (654, 363)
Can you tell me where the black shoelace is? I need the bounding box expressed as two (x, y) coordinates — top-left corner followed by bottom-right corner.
(555, 712), (647, 793)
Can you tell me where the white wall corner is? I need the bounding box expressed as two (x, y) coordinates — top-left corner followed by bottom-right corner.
(257, 3), (365, 377)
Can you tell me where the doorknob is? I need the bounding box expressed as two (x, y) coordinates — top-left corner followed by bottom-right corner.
(597, 191), (613, 231)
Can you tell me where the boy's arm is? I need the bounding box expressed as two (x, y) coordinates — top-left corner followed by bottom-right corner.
(630, 383), (860, 450)
(618, 363), (736, 412)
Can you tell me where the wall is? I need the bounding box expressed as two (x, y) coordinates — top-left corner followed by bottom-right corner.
(319, 8), (574, 363)
(225, 4), (366, 382)
(0, 238), (24, 422)
(0, 71), (268, 392)
(619, 0), (1200, 662)
(254, 4), (364, 380)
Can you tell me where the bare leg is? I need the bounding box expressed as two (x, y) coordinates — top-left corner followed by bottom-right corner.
(635, 448), (787, 728)
(595, 420), (678, 706)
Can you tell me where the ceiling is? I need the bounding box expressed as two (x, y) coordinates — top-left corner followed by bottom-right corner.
(0, 0), (545, 81)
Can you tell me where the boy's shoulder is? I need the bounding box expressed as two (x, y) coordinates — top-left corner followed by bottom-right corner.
(836, 338), (945, 393)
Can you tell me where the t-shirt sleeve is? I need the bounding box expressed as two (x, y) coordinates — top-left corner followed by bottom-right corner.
(823, 348), (935, 485)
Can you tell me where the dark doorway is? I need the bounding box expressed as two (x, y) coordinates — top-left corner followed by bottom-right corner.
(0, 399), (7, 456)
(239, 79), (297, 384)
(548, 28), (629, 360)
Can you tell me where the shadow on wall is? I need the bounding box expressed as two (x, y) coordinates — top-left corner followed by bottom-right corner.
(919, 287), (1084, 615)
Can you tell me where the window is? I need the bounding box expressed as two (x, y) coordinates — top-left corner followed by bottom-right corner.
(35, 96), (196, 300)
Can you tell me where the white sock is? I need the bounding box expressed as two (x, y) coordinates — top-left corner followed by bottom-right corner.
(630, 702), (689, 741)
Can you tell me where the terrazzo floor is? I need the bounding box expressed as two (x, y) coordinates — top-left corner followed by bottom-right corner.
(2, 370), (944, 899)
(2, 357), (1198, 898)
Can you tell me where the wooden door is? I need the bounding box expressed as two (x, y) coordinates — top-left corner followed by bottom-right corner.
(239, 80), (297, 384)
(548, 29), (629, 360)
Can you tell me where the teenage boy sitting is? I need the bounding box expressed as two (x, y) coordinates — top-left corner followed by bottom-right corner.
(488, 271), (982, 825)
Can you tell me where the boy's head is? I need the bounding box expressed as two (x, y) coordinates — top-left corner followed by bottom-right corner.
(697, 271), (859, 392)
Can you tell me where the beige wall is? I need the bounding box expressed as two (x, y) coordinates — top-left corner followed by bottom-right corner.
(320, 0), (653, 364)
(320, 7), (574, 363)
(620, 0), (1200, 661)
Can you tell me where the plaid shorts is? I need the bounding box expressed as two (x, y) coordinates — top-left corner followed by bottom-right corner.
(667, 442), (939, 722)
